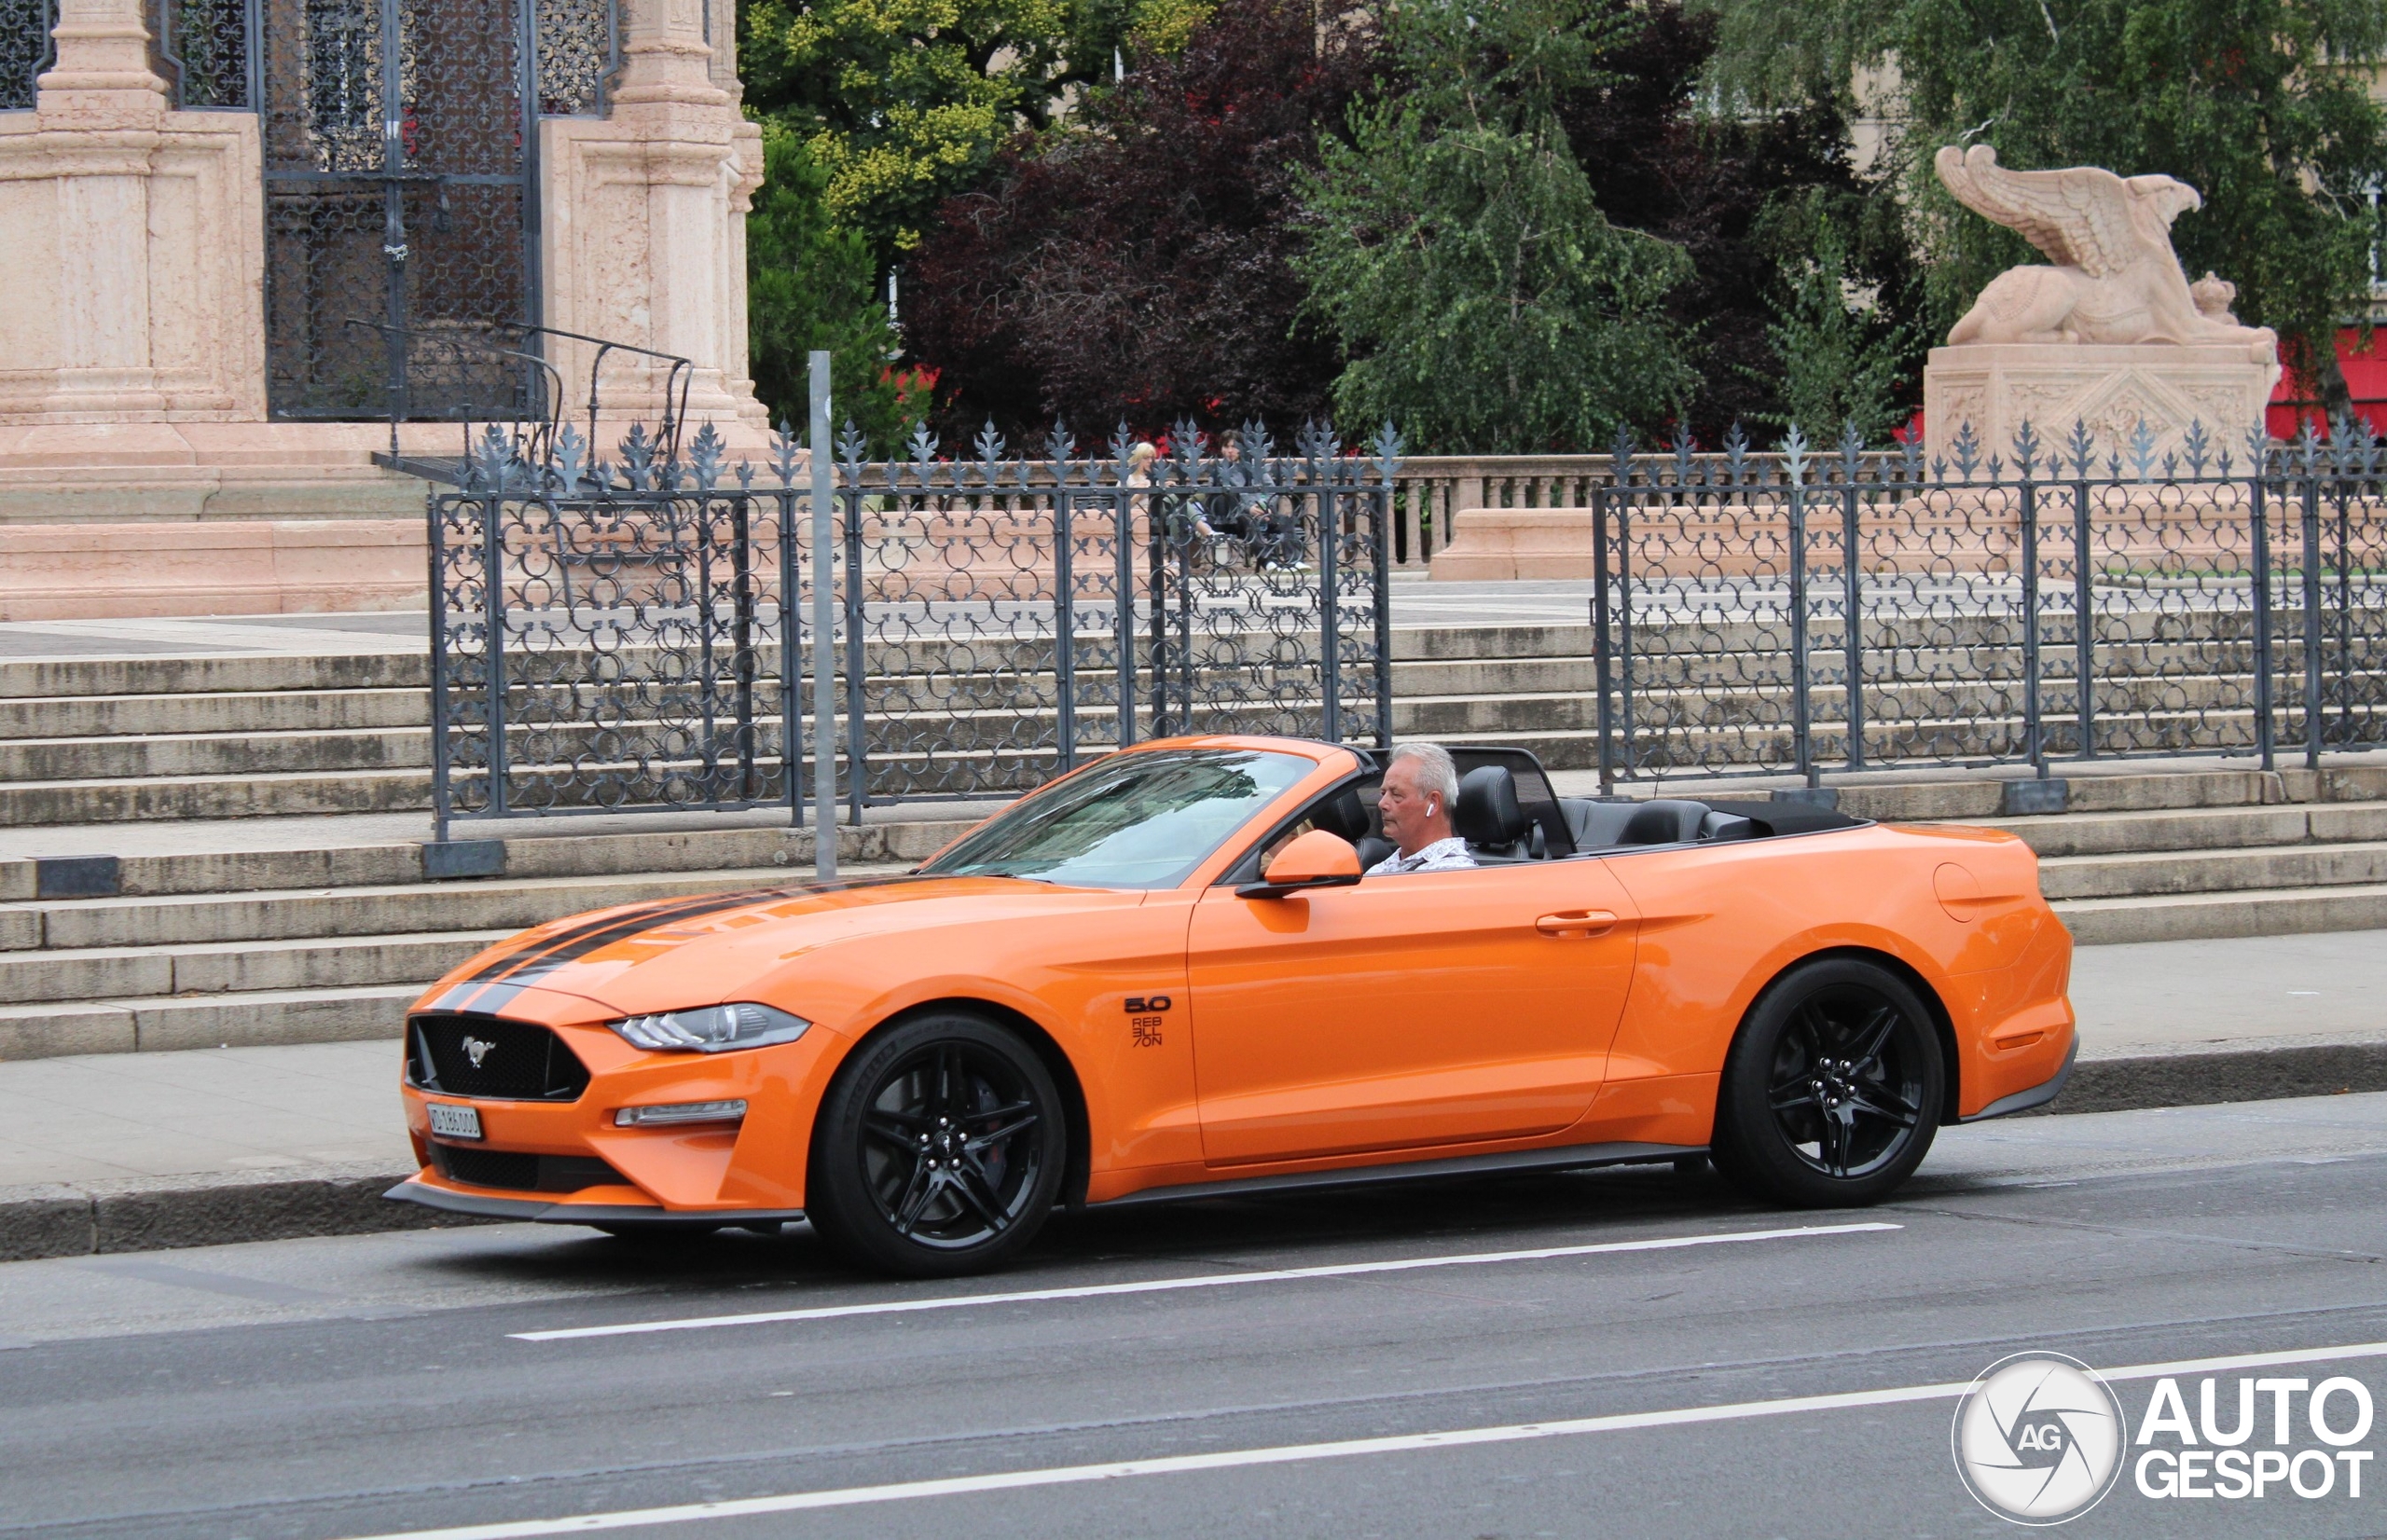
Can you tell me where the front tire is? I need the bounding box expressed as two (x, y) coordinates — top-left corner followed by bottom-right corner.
(1712, 957), (1943, 1206)
(806, 1012), (1067, 1278)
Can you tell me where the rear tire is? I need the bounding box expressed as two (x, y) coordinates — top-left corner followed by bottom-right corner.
(1711, 957), (1943, 1207)
(806, 1012), (1067, 1278)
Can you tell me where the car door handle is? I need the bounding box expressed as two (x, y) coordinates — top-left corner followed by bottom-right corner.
(1536, 910), (1618, 938)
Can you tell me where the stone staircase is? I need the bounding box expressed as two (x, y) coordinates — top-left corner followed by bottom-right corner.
(0, 818), (965, 1061)
(0, 625), (2380, 1060)
(1824, 767), (2387, 946)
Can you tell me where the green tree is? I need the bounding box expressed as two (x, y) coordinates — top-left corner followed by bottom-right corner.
(1702, 0), (2387, 412)
(1293, 0), (1697, 452)
(745, 126), (926, 451)
(738, 0), (1207, 258)
(1745, 186), (1918, 443)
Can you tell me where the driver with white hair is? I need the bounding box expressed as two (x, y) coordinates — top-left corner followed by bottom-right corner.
(1368, 742), (1476, 874)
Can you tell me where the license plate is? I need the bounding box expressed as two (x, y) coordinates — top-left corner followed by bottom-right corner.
(427, 1104), (483, 1141)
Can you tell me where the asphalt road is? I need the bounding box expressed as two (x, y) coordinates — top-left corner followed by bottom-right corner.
(11, 1094), (2387, 1540)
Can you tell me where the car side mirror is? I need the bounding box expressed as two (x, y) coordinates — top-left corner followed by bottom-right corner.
(1238, 829), (1365, 900)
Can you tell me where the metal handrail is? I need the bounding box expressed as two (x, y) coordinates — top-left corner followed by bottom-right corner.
(505, 322), (695, 466)
(347, 317), (565, 469)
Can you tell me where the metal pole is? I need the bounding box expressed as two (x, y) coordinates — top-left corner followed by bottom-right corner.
(779, 474), (800, 827)
(1592, 488), (1614, 796)
(1842, 480), (1864, 770)
(2303, 472), (2325, 770)
(2074, 479), (2094, 760)
(808, 351), (836, 879)
(1787, 481), (1814, 788)
(1054, 487), (1076, 770)
(2251, 471), (2275, 772)
(2021, 478), (2045, 777)
(1318, 475), (1341, 744)
(426, 492), (450, 842)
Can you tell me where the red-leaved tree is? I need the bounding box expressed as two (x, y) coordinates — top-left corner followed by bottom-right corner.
(900, 0), (1381, 442)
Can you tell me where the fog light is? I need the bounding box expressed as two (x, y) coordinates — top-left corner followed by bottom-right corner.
(614, 1099), (748, 1128)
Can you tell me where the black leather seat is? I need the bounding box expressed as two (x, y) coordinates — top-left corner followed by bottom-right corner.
(1558, 797), (1752, 848)
(1456, 765), (1538, 863)
(1307, 786), (1394, 870)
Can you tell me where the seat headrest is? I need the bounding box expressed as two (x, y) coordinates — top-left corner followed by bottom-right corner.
(1308, 788), (1373, 845)
(1456, 765), (1532, 848)
(1619, 800), (1706, 845)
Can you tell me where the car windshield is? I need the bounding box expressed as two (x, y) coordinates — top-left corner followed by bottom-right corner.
(921, 749), (1315, 889)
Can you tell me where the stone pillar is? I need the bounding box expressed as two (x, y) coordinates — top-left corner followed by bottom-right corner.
(0, 0), (264, 422)
(542, 0), (769, 445)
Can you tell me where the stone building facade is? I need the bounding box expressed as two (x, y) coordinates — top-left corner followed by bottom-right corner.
(0, 0), (767, 618)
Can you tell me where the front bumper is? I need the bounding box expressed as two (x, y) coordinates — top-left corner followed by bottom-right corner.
(398, 1008), (847, 1217)
(385, 1176), (804, 1228)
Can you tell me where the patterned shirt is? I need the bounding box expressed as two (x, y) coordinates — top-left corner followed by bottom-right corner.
(1365, 836), (1478, 875)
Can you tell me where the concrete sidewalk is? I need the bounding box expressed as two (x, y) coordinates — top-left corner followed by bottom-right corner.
(2, 928), (2381, 1261)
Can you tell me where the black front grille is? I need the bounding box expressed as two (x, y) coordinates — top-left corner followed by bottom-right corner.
(408, 1013), (591, 1101)
(430, 1145), (623, 1193)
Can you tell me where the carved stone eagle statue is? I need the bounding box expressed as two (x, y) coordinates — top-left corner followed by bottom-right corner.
(1935, 144), (2275, 361)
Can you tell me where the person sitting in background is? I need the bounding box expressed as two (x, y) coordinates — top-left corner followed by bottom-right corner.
(1368, 742), (1475, 874)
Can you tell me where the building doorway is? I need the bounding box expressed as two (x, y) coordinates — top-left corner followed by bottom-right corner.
(258, 0), (611, 421)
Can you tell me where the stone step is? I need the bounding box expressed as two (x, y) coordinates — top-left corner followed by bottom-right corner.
(0, 727), (432, 781)
(2039, 840), (2387, 901)
(0, 817), (975, 902)
(0, 653), (431, 700)
(2056, 883), (2387, 945)
(0, 867), (850, 953)
(0, 767), (438, 826)
(0, 930), (509, 1005)
(0, 688), (429, 740)
(0, 983), (421, 1059)
(1966, 801), (2387, 857)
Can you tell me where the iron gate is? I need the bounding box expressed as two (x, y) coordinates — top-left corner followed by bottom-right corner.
(259, 0), (612, 420)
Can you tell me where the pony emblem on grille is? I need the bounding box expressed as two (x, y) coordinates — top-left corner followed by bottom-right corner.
(462, 1036), (495, 1068)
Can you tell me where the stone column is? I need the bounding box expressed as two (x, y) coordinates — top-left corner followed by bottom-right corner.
(541, 0), (769, 446)
(0, 0), (264, 422)
(27, 0), (167, 416)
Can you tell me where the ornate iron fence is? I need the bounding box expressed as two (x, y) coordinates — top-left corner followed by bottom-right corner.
(1, 0), (53, 110)
(1590, 419), (2387, 791)
(424, 418), (1399, 837)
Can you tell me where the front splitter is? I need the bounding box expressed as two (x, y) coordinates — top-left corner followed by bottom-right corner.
(384, 1176), (804, 1228)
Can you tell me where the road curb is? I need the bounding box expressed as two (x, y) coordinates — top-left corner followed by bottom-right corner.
(7, 1044), (2387, 1261)
(2052, 1040), (2387, 1117)
(0, 1163), (483, 1263)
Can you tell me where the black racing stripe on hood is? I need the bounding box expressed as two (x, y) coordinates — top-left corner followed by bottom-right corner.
(427, 873), (939, 1014)
(427, 890), (783, 1011)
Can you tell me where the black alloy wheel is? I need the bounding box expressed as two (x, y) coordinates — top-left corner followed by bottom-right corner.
(807, 1012), (1067, 1277)
(1712, 957), (1944, 1206)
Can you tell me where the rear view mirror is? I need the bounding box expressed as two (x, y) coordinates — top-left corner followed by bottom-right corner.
(1239, 830), (1364, 900)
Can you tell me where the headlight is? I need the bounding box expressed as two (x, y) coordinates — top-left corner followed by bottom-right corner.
(607, 1002), (811, 1053)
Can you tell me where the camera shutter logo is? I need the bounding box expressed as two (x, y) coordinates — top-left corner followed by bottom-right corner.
(1952, 1353), (2127, 1524)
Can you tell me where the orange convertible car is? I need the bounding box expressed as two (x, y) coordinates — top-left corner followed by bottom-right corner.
(389, 737), (2075, 1275)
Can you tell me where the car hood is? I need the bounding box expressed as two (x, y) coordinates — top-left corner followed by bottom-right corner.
(416, 873), (1142, 1018)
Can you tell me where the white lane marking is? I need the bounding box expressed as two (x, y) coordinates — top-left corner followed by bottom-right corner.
(512, 1221), (1900, 1342)
(336, 1339), (2387, 1540)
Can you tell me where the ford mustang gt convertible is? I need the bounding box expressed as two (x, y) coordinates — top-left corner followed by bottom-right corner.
(389, 736), (2076, 1276)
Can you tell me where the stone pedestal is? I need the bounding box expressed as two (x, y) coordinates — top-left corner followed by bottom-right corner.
(0, 0), (775, 621)
(1925, 343), (2279, 467)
